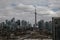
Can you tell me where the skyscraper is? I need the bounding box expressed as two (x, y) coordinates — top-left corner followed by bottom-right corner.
(52, 17), (60, 40)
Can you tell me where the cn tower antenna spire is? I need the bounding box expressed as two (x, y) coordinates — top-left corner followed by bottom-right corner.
(35, 6), (37, 27)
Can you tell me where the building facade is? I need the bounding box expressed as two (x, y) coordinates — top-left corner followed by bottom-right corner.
(52, 17), (60, 40)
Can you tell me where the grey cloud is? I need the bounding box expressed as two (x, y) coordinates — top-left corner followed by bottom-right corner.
(15, 4), (35, 12)
(0, 0), (49, 8)
(49, 0), (60, 11)
(56, 11), (60, 17)
(0, 0), (59, 24)
(0, 4), (56, 23)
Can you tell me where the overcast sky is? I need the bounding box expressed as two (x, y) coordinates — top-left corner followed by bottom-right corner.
(0, 0), (60, 24)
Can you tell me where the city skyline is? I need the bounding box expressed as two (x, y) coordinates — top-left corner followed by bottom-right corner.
(0, 0), (60, 24)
